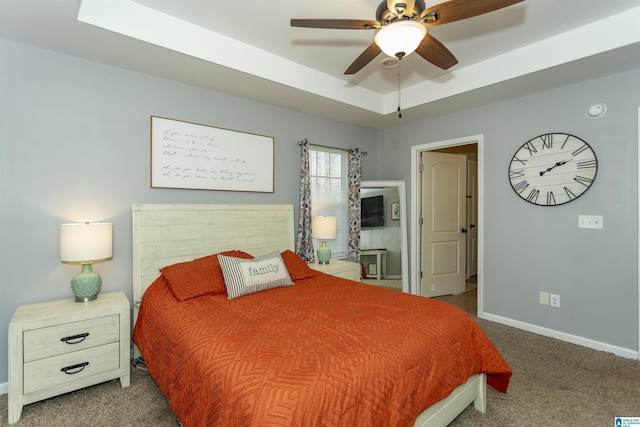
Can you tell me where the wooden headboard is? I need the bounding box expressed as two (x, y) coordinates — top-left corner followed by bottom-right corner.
(131, 204), (295, 305)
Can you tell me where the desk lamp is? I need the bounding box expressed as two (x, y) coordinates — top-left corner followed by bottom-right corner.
(312, 216), (337, 264)
(60, 222), (113, 302)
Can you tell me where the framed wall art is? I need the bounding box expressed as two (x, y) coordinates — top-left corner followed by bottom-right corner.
(368, 263), (377, 276)
(391, 202), (400, 220)
(150, 116), (274, 193)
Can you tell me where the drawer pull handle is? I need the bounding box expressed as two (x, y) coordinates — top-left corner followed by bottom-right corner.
(60, 333), (89, 344)
(60, 362), (89, 375)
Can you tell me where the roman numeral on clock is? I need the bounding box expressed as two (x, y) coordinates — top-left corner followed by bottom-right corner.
(574, 175), (593, 187)
(512, 180), (529, 194)
(523, 142), (537, 156)
(572, 144), (589, 157)
(509, 169), (525, 179)
(546, 191), (556, 205)
(541, 134), (552, 149)
(526, 188), (540, 203)
(512, 156), (527, 166)
(564, 186), (577, 200)
(577, 159), (597, 169)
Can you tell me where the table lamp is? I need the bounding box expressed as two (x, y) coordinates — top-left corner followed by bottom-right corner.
(60, 222), (113, 302)
(312, 216), (337, 264)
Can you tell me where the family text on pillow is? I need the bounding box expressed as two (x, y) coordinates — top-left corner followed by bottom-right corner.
(219, 251), (294, 299)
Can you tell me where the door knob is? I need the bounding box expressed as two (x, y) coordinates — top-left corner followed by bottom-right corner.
(461, 228), (468, 233)
(469, 224), (476, 228)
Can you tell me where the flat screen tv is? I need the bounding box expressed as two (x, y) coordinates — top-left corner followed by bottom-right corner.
(361, 195), (384, 227)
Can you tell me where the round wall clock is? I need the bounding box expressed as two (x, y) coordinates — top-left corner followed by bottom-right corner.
(508, 133), (598, 206)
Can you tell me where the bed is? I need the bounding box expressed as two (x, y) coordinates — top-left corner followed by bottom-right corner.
(131, 204), (511, 427)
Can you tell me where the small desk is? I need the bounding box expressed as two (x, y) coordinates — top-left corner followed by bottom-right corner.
(360, 249), (386, 280)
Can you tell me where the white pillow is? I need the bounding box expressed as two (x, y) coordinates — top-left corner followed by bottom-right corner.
(218, 251), (294, 299)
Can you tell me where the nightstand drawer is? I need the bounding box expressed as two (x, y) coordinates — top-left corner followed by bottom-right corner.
(23, 315), (119, 362)
(23, 342), (120, 394)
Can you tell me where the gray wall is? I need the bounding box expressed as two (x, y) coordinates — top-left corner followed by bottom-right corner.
(0, 39), (378, 385)
(377, 69), (640, 354)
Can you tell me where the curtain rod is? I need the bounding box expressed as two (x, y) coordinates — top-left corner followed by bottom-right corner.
(298, 140), (367, 156)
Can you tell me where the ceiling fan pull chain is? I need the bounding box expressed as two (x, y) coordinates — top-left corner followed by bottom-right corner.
(397, 60), (402, 118)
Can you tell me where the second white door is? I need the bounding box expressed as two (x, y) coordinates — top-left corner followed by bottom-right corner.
(420, 152), (467, 297)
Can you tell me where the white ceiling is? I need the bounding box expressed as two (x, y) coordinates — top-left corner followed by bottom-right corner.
(1, 0), (639, 129)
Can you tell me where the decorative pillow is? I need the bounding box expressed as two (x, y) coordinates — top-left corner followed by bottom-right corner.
(161, 250), (253, 301)
(219, 251), (294, 299)
(280, 250), (315, 281)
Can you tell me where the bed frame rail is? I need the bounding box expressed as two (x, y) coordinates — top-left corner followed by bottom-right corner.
(413, 373), (486, 426)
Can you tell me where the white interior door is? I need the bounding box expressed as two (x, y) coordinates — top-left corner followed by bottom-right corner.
(420, 152), (467, 297)
(466, 160), (478, 278)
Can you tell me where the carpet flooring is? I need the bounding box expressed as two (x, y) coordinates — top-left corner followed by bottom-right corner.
(1, 316), (638, 426)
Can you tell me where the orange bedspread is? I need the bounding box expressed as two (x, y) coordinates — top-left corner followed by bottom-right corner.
(133, 271), (511, 427)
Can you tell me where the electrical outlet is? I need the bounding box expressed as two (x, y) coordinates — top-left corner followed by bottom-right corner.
(539, 291), (550, 305)
(550, 294), (560, 308)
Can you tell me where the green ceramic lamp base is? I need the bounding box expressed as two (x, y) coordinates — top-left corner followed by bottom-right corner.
(316, 240), (332, 264)
(71, 262), (102, 302)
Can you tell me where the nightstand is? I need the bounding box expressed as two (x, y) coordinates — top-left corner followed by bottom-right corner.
(360, 249), (387, 280)
(8, 292), (130, 424)
(309, 259), (361, 281)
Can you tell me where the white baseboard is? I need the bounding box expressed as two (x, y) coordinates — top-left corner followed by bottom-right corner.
(480, 312), (639, 360)
(0, 381), (7, 395)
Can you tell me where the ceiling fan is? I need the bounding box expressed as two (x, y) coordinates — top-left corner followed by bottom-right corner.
(291, 0), (525, 75)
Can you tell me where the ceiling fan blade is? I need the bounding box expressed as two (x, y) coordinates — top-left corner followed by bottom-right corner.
(422, 0), (524, 26)
(345, 43), (382, 75)
(290, 19), (379, 30)
(415, 33), (458, 69)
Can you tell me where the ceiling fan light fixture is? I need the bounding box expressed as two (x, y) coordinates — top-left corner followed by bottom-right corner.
(374, 20), (426, 59)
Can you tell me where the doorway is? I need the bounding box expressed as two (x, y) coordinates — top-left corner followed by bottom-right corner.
(410, 135), (483, 313)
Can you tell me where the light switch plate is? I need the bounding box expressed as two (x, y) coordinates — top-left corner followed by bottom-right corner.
(539, 291), (550, 305)
(578, 215), (603, 229)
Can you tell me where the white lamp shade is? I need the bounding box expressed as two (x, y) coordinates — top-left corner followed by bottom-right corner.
(60, 222), (113, 262)
(312, 216), (337, 240)
(374, 20), (427, 58)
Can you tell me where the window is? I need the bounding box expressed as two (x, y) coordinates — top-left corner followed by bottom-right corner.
(309, 146), (348, 258)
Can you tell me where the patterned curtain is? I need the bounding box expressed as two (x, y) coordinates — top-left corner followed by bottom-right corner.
(296, 139), (315, 262)
(346, 148), (362, 263)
